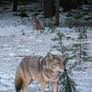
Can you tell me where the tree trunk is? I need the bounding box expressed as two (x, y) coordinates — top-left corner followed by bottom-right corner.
(13, 0), (18, 11)
(83, 0), (88, 4)
(60, 0), (82, 12)
(44, 0), (55, 18)
(55, 0), (60, 26)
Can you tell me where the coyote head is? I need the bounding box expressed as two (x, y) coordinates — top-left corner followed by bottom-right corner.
(45, 52), (68, 72)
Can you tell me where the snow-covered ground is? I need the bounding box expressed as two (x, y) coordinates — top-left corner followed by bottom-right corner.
(0, 3), (92, 92)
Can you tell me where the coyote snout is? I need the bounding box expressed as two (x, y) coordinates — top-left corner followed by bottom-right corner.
(15, 52), (68, 92)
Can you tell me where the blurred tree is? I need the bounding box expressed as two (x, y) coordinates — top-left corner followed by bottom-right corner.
(60, 0), (88, 12)
(44, 0), (55, 18)
(13, 0), (18, 11)
(82, 0), (88, 4)
(55, 0), (60, 25)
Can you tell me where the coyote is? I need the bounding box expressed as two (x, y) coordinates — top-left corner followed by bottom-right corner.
(32, 15), (45, 30)
(15, 52), (67, 92)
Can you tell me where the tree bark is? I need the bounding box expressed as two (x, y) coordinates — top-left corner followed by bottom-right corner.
(55, 0), (60, 26)
(44, 0), (55, 18)
(13, 0), (18, 11)
(60, 0), (82, 12)
(83, 0), (88, 4)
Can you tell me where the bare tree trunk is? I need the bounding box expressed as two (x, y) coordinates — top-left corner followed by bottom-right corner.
(44, 0), (55, 18)
(13, 0), (18, 11)
(83, 0), (88, 4)
(55, 0), (60, 26)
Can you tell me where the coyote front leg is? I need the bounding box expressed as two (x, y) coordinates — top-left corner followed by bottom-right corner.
(40, 80), (45, 92)
(52, 82), (57, 92)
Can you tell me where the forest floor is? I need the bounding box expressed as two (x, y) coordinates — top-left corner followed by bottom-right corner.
(0, 2), (92, 92)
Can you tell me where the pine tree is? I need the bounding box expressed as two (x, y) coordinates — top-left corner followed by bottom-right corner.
(51, 31), (77, 92)
(72, 27), (90, 62)
(52, 31), (66, 54)
(58, 58), (76, 92)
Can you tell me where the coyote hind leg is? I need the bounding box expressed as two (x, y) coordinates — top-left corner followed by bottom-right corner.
(22, 77), (32, 92)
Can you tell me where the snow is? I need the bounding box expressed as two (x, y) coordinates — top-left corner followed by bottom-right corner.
(72, 62), (92, 92)
(0, 3), (92, 92)
(0, 5), (56, 91)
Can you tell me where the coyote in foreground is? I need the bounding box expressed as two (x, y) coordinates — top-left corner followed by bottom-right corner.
(15, 52), (67, 92)
(32, 15), (45, 30)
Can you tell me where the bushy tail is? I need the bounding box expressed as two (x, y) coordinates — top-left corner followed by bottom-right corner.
(15, 68), (22, 92)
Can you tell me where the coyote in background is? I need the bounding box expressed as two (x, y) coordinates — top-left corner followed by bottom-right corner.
(15, 52), (68, 92)
(32, 15), (45, 30)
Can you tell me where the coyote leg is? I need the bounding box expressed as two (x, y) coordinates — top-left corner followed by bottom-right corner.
(52, 82), (57, 92)
(22, 77), (32, 92)
(40, 80), (45, 92)
(22, 82), (27, 92)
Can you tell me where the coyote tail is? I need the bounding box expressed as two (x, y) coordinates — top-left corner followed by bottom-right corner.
(15, 68), (22, 92)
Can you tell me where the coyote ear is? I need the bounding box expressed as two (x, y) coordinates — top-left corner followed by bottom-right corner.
(47, 52), (53, 59)
(46, 52), (53, 65)
(47, 52), (53, 55)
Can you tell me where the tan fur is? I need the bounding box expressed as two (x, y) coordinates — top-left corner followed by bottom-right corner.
(32, 15), (45, 30)
(15, 52), (67, 92)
